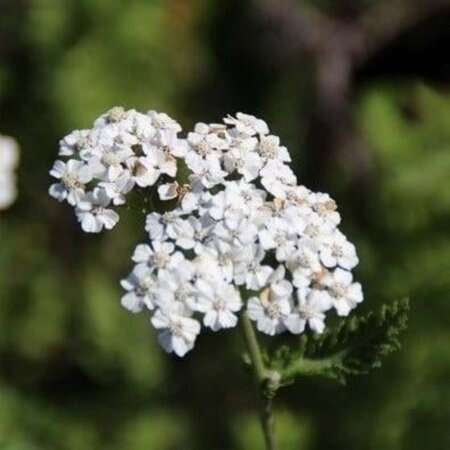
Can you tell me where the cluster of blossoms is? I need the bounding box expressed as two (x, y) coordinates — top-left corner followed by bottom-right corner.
(0, 134), (19, 210)
(50, 108), (363, 357)
(49, 107), (185, 232)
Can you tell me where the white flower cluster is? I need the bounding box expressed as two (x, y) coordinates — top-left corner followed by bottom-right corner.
(49, 107), (185, 232)
(117, 112), (364, 357)
(0, 134), (19, 210)
(50, 109), (363, 356)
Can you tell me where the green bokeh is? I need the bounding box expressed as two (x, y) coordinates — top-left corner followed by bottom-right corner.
(0, 1), (449, 449)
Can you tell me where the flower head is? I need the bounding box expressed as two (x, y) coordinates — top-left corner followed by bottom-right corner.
(48, 107), (184, 232)
(50, 110), (364, 357)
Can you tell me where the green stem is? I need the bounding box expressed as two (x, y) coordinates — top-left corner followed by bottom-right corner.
(283, 356), (338, 379)
(240, 312), (278, 450)
(241, 312), (266, 383)
(260, 396), (276, 450)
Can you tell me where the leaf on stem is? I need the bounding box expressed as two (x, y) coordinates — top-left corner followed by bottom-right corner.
(266, 298), (409, 385)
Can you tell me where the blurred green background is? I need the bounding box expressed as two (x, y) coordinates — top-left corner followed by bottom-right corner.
(1, 0), (449, 449)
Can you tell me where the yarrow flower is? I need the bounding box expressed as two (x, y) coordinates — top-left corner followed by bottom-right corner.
(49, 107), (184, 232)
(49, 108), (364, 356)
(0, 134), (19, 210)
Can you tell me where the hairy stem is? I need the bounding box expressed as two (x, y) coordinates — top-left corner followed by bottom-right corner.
(260, 396), (277, 450)
(240, 312), (278, 450)
(241, 312), (266, 382)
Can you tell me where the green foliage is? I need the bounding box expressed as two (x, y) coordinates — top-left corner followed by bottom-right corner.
(267, 299), (409, 385)
(0, 1), (207, 449)
(360, 84), (450, 236)
(233, 409), (312, 450)
(0, 0), (449, 447)
(338, 83), (450, 450)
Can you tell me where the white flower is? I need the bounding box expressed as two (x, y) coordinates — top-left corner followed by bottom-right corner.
(258, 217), (296, 262)
(303, 214), (334, 243)
(208, 186), (242, 223)
(133, 112), (156, 141)
(155, 260), (197, 311)
(210, 180), (265, 223)
(179, 191), (200, 213)
(224, 112), (269, 136)
(50, 109), (365, 356)
(75, 188), (119, 233)
(257, 135), (290, 163)
(132, 241), (183, 272)
(144, 212), (165, 240)
(166, 217), (196, 250)
(158, 182), (179, 201)
(0, 135), (20, 170)
(151, 307), (201, 357)
(59, 129), (93, 156)
(88, 146), (134, 181)
(98, 120), (138, 145)
(99, 171), (134, 205)
(120, 264), (157, 313)
(129, 146), (176, 187)
(185, 156), (226, 188)
(189, 122), (230, 150)
(143, 145), (177, 177)
(188, 216), (214, 253)
(48, 108), (184, 233)
(233, 244), (273, 290)
(260, 160), (296, 199)
(286, 240), (321, 288)
(186, 132), (221, 161)
(213, 217), (258, 247)
(247, 279), (293, 335)
(94, 106), (135, 128)
(157, 131), (187, 158)
(0, 173), (17, 209)
(0, 134), (19, 210)
(285, 289), (332, 334)
(192, 251), (224, 283)
(147, 110), (182, 135)
(320, 231), (359, 270)
(323, 268), (363, 316)
(185, 123), (229, 182)
(201, 239), (234, 281)
(223, 140), (262, 181)
(145, 210), (185, 242)
(49, 159), (92, 205)
(310, 192), (340, 225)
(128, 157), (158, 187)
(176, 176), (207, 213)
(196, 279), (242, 331)
(285, 185), (313, 212)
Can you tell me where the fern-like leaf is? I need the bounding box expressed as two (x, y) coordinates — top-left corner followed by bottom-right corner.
(268, 298), (409, 385)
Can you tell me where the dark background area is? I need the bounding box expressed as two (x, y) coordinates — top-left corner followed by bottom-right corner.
(0, 1), (449, 449)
